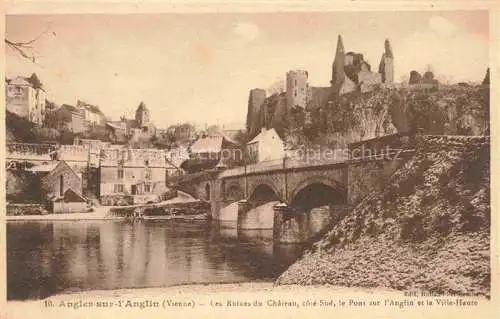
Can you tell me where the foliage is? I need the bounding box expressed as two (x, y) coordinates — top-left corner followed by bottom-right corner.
(59, 129), (75, 145)
(232, 129), (249, 145)
(31, 127), (60, 143)
(27, 73), (43, 89)
(80, 125), (112, 142)
(6, 111), (36, 142)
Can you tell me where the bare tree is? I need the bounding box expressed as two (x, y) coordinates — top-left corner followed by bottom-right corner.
(5, 24), (55, 63)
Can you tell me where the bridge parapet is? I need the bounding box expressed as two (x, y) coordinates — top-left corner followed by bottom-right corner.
(218, 157), (347, 179)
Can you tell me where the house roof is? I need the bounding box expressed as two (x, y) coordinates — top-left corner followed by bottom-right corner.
(180, 158), (219, 172)
(77, 100), (104, 115)
(7, 75), (46, 91)
(84, 104), (103, 115)
(60, 104), (84, 115)
(8, 77), (32, 86)
(248, 127), (281, 144)
(106, 121), (128, 130)
(190, 131), (239, 152)
(190, 135), (224, 153)
(27, 161), (80, 183)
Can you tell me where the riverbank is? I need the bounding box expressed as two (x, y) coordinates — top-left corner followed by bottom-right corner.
(277, 136), (491, 297)
(5, 192), (206, 221)
(4, 283), (494, 319)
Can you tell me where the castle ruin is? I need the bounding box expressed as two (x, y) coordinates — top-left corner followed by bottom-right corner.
(245, 35), (395, 140)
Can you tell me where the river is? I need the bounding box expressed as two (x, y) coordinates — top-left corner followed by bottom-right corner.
(6, 219), (304, 300)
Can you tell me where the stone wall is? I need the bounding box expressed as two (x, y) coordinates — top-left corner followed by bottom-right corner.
(53, 202), (88, 214)
(347, 158), (408, 205)
(41, 162), (83, 198)
(6, 203), (48, 216)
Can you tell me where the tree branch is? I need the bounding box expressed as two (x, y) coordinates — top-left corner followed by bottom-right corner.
(5, 23), (54, 63)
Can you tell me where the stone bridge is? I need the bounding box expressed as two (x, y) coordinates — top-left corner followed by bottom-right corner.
(217, 159), (348, 209)
(180, 133), (417, 243)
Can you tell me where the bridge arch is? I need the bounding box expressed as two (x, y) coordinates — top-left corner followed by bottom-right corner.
(224, 182), (245, 202)
(248, 183), (281, 205)
(289, 177), (346, 212)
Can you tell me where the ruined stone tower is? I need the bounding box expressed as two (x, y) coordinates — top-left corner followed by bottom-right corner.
(286, 69), (309, 109)
(331, 35), (345, 89)
(246, 88), (267, 139)
(378, 38), (394, 84)
(330, 35), (357, 95)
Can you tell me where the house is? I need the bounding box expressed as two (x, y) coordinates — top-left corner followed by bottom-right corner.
(56, 104), (85, 133)
(105, 121), (129, 144)
(246, 128), (285, 164)
(181, 133), (242, 173)
(26, 161), (83, 199)
(55, 145), (89, 176)
(105, 102), (157, 146)
(99, 148), (174, 205)
(5, 74), (46, 125)
(23, 160), (87, 213)
(73, 137), (106, 167)
(76, 100), (106, 127)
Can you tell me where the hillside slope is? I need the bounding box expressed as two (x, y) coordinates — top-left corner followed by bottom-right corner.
(277, 135), (490, 297)
(284, 85), (489, 150)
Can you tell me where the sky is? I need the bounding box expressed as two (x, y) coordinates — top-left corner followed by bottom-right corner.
(5, 11), (489, 128)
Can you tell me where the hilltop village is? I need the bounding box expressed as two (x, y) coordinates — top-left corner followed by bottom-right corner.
(5, 34), (490, 215)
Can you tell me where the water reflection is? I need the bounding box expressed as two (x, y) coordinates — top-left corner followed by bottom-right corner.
(7, 220), (303, 300)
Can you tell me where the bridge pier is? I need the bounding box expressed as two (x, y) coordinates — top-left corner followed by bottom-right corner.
(273, 203), (309, 243)
(237, 200), (274, 229)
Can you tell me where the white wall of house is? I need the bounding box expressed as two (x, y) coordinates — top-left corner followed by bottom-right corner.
(6, 80), (46, 125)
(247, 128), (285, 163)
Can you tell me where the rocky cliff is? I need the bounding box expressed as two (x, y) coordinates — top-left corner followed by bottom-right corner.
(277, 135), (490, 297)
(284, 85), (489, 150)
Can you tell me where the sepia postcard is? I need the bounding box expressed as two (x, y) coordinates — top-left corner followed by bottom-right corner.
(1, 1), (499, 318)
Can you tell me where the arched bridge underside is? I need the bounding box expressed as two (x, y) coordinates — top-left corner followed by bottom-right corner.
(218, 164), (348, 210)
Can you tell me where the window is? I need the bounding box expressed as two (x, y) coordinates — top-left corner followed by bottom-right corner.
(59, 175), (64, 197)
(205, 184), (210, 200)
(145, 169), (151, 180)
(118, 167), (124, 179)
(114, 184), (124, 193)
(144, 184), (151, 193)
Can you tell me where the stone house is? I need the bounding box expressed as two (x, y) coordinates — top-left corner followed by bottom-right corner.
(104, 102), (157, 146)
(181, 133), (242, 173)
(105, 121), (129, 144)
(99, 148), (173, 205)
(246, 128), (285, 164)
(76, 100), (106, 127)
(5, 75), (46, 125)
(19, 160), (87, 213)
(29, 161), (84, 200)
(56, 104), (85, 133)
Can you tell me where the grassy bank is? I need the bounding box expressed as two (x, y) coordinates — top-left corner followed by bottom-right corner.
(277, 135), (490, 297)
